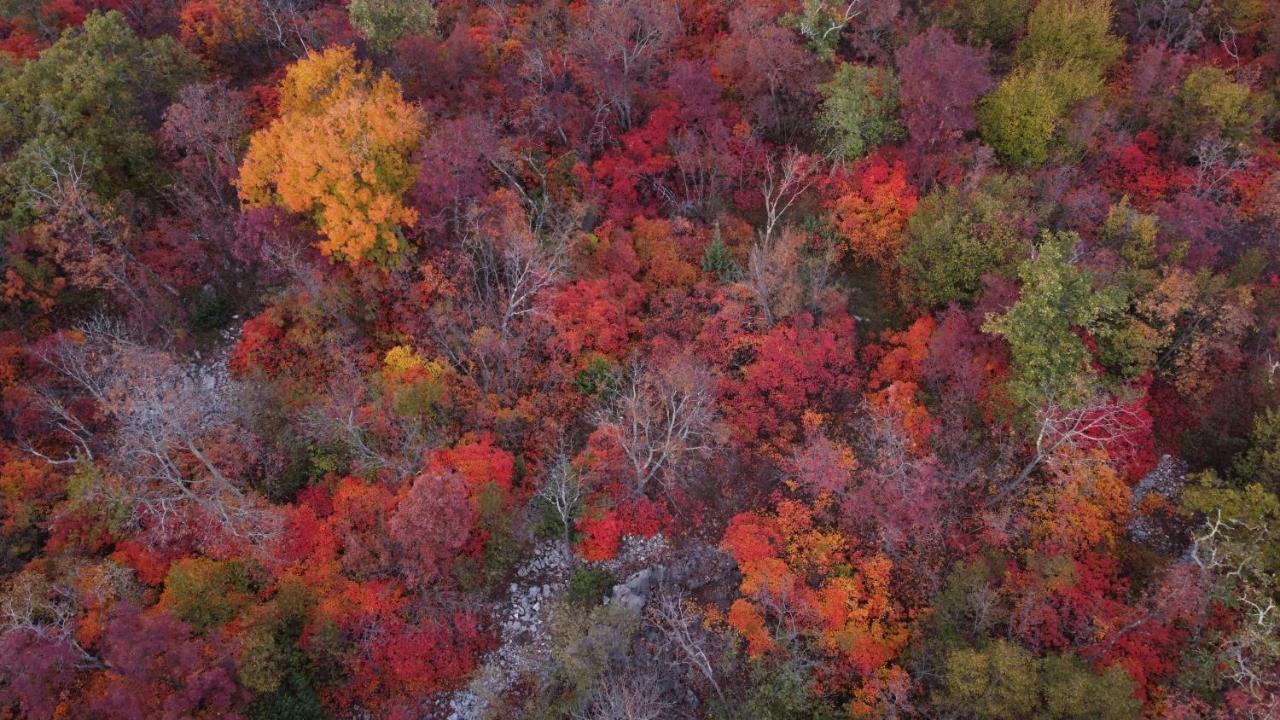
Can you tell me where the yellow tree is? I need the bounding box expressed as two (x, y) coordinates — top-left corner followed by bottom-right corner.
(238, 46), (423, 264)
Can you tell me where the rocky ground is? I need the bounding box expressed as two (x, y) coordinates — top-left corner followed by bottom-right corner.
(446, 535), (673, 719)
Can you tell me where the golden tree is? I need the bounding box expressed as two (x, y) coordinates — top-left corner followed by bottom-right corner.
(238, 46), (424, 264)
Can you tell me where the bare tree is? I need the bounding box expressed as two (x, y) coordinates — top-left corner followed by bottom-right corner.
(1191, 134), (1250, 200)
(19, 149), (178, 313)
(759, 149), (821, 246)
(989, 396), (1146, 506)
(1129, 0), (1209, 50)
(648, 585), (725, 703)
(794, 0), (868, 48)
(595, 356), (717, 497)
(569, 0), (682, 131)
(299, 356), (437, 482)
(258, 0), (318, 56)
(745, 226), (835, 326)
(25, 317), (272, 543)
(427, 166), (576, 395)
(577, 670), (673, 720)
(1189, 510), (1280, 710)
(0, 571), (96, 666)
(535, 452), (583, 546)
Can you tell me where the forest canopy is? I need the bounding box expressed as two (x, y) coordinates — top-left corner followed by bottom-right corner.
(0, 0), (1279, 719)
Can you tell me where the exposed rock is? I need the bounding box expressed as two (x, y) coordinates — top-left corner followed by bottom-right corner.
(1128, 454), (1190, 555)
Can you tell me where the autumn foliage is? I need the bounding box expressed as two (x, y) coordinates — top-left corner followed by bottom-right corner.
(2, 0), (1279, 718)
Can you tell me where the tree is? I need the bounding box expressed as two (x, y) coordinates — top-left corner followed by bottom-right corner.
(940, 641), (1140, 720)
(408, 113), (500, 236)
(349, 0), (436, 53)
(948, 0), (1031, 47)
(895, 29), (994, 149)
(0, 626), (80, 720)
(648, 585), (726, 703)
(993, 396), (1150, 503)
(817, 64), (903, 160)
(982, 230), (1125, 411)
(90, 603), (244, 720)
(593, 355), (716, 497)
(424, 186), (574, 394)
(899, 176), (1028, 307)
(568, 0), (681, 131)
(0, 570), (92, 719)
(758, 149), (821, 247)
(158, 80), (250, 275)
(784, 0), (872, 59)
(1024, 449), (1132, 554)
(159, 80), (249, 209)
(24, 318), (269, 543)
(388, 468), (475, 586)
(941, 641), (1040, 720)
(581, 672), (672, 720)
(534, 452), (583, 546)
(977, 62), (1101, 167)
(747, 225), (835, 326)
(715, 2), (823, 141)
(160, 557), (259, 631)
(720, 499), (911, 715)
(1176, 66), (1269, 143)
(1233, 407), (1280, 493)
(827, 153), (917, 265)
(1039, 654), (1141, 720)
(721, 313), (863, 449)
(238, 45), (424, 265)
(178, 0), (262, 62)
(0, 11), (199, 229)
(1183, 478), (1280, 708)
(1016, 0), (1124, 74)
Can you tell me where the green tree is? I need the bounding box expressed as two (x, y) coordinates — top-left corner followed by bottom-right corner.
(161, 557), (261, 631)
(241, 578), (328, 720)
(977, 62), (1100, 167)
(701, 229), (740, 282)
(818, 64), (903, 160)
(1090, 200), (1164, 379)
(982, 230), (1125, 410)
(1233, 407), (1280, 492)
(949, 0), (1031, 48)
(0, 11), (199, 228)
(1177, 66), (1270, 142)
(941, 641), (1140, 720)
(738, 652), (843, 720)
(1040, 654), (1141, 720)
(349, 0), (437, 53)
(1017, 0), (1124, 74)
(942, 641), (1040, 720)
(899, 176), (1029, 307)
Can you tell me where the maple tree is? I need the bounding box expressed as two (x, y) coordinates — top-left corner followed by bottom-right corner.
(721, 497), (911, 717)
(827, 153), (918, 265)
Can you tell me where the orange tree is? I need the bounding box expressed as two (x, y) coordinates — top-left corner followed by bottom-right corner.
(238, 46), (424, 265)
(720, 496), (912, 717)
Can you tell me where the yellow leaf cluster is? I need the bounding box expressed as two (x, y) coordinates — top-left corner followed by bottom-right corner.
(239, 46), (423, 264)
(382, 344), (445, 378)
